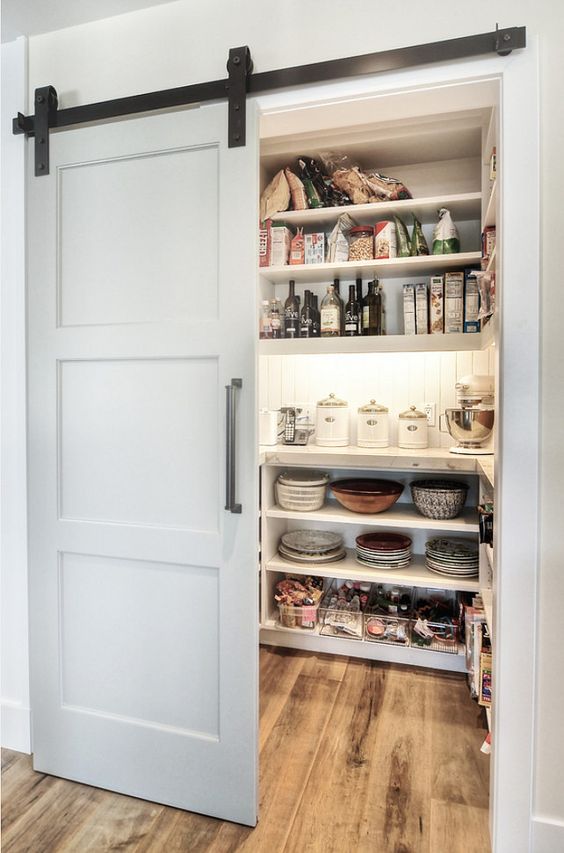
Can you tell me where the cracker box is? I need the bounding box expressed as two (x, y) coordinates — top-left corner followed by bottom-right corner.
(259, 220), (271, 268)
(430, 275), (444, 334)
(444, 271), (464, 334)
(304, 232), (325, 264)
(403, 284), (416, 336)
(464, 270), (481, 333)
(415, 283), (429, 335)
(270, 224), (293, 266)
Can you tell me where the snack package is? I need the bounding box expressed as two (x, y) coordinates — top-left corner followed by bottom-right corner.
(297, 158), (325, 208)
(432, 208), (460, 254)
(285, 168), (308, 210)
(394, 215), (411, 257)
(364, 170), (412, 201)
(260, 170), (290, 221)
(318, 150), (360, 176)
(331, 166), (375, 205)
(410, 216), (429, 256)
(476, 271), (495, 320)
(289, 227), (305, 265)
(327, 213), (357, 263)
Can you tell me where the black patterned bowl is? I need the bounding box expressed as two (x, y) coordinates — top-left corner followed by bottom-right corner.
(410, 480), (468, 520)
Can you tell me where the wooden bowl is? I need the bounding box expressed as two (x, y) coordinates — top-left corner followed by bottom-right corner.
(330, 479), (404, 514)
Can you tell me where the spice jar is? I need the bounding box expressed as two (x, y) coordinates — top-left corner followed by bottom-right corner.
(348, 226), (374, 261)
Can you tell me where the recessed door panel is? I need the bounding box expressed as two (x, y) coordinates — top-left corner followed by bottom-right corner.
(58, 146), (219, 327)
(59, 358), (219, 530)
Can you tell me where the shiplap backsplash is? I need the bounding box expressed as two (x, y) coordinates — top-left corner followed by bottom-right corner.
(259, 347), (494, 448)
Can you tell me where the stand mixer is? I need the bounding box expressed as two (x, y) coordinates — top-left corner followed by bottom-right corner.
(441, 374), (495, 455)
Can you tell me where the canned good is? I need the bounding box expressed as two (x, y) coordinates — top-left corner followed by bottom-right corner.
(348, 226), (374, 261)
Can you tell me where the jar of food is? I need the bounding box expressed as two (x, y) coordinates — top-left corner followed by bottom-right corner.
(398, 405), (429, 449)
(348, 226), (374, 261)
(357, 399), (389, 448)
(315, 393), (350, 447)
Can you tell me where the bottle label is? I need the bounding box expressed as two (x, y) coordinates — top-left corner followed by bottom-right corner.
(345, 322), (357, 333)
(321, 307), (340, 333)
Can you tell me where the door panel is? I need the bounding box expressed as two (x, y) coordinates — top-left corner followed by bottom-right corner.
(27, 103), (258, 825)
(58, 145), (220, 328)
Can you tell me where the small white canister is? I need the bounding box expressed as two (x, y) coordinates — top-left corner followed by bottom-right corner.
(357, 399), (389, 448)
(316, 393), (350, 447)
(398, 405), (429, 449)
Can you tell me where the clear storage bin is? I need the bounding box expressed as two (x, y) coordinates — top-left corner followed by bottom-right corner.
(277, 600), (320, 630)
(364, 583), (413, 646)
(318, 579), (372, 640)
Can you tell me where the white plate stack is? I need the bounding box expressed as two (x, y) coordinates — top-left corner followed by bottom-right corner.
(355, 532), (412, 570)
(425, 536), (479, 578)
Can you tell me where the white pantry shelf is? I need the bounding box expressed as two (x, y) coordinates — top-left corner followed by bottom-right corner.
(481, 587), (494, 637)
(482, 180), (497, 228)
(266, 549), (480, 592)
(265, 501), (479, 532)
(260, 251), (482, 285)
(270, 192), (482, 228)
(259, 330), (487, 355)
(260, 621), (467, 672)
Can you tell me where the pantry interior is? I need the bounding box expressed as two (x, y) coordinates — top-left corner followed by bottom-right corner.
(256, 76), (502, 833)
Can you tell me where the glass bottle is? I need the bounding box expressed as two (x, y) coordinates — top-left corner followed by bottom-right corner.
(320, 285), (341, 337)
(378, 282), (386, 335)
(270, 299), (282, 339)
(344, 284), (361, 336)
(260, 300), (272, 339)
(284, 280), (300, 339)
(362, 281), (379, 336)
(300, 290), (313, 338)
(356, 277), (363, 308)
(333, 278), (345, 334)
(311, 294), (321, 337)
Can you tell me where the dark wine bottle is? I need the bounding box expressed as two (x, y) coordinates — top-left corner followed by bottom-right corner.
(284, 280), (300, 339)
(311, 294), (321, 337)
(356, 277), (363, 307)
(344, 284), (361, 336)
(362, 281), (379, 336)
(300, 290), (313, 338)
(333, 278), (345, 334)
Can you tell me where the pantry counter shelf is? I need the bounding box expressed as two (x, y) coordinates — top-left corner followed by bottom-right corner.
(266, 549), (480, 592)
(265, 501), (479, 532)
(260, 251), (482, 285)
(269, 191), (482, 228)
(259, 330), (490, 355)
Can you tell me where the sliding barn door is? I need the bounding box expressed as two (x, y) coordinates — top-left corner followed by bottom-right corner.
(27, 104), (258, 825)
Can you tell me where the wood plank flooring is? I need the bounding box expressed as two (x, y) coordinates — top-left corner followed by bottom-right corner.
(1, 647), (490, 852)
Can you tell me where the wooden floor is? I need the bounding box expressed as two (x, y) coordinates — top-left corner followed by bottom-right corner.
(1, 647), (490, 852)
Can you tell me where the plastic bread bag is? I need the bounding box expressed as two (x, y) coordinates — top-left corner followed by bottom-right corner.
(410, 215), (429, 256)
(364, 170), (412, 201)
(476, 271), (495, 320)
(260, 169), (290, 221)
(394, 215), (411, 257)
(297, 158), (324, 208)
(318, 150), (360, 176)
(432, 208), (460, 254)
(327, 213), (357, 263)
(284, 167), (308, 210)
(331, 166), (375, 205)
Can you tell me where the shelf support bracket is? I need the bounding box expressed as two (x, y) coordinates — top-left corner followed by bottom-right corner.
(226, 46), (252, 148)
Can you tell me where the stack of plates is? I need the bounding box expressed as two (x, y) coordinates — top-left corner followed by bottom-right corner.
(279, 530), (346, 564)
(425, 537), (479, 577)
(355, 532), (412, 569)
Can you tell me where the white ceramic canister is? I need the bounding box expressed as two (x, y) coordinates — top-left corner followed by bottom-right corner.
(398, 405), (429, 449)
(315, 393), (350, 447)
(357, 399), (389, 448)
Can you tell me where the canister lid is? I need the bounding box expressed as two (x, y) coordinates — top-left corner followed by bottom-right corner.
(358, 399), (388, 414)
(399, 405), (427, 419)
(349, 225), (374, 234)
(317, 392), (348, 408)
(278, 470), (329, 487)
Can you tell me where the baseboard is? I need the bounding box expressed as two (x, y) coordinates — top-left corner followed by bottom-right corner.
(532, 816), (564, 852)
(1, 700), (31, 753)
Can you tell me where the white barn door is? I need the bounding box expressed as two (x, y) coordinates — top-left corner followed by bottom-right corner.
(27, 104), (258, 825)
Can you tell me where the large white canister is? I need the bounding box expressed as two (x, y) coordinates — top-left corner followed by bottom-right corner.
(357, 399), (389, 448)
(398, 405), (429, 449)
(315, 393), (350, 447)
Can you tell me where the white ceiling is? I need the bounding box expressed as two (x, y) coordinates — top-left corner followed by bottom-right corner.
(1, 0), (177, 43)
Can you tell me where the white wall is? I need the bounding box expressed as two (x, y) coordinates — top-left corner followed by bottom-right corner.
(6, 0), (564, 845)
(1, 36), (30, 752)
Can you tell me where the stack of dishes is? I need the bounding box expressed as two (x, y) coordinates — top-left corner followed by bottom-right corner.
(279, 530), (346, 565)
(355, 532), (412, 569)
(425, 537), (479, 578)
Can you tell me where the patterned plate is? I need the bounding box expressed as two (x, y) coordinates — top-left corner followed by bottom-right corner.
(281, 529), (343, 555)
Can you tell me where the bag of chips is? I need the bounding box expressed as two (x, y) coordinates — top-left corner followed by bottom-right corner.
(394, 215), (411, 257)
(260, 170), (290, 221)
(432, 208), (460, 254)
(410, 216), (429, 256)
(285, 168), (308, 210)
(364, 170), (412, 201)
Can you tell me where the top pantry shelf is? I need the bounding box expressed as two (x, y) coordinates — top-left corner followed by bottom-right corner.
(261, 252), (482, 284)
(269, 192), (482, 228)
